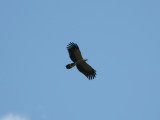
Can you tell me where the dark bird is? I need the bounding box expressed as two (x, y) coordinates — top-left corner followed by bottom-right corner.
(66, 42), (96, 80)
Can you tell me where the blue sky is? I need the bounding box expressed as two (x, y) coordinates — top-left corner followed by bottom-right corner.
(0, 0), (160, 120)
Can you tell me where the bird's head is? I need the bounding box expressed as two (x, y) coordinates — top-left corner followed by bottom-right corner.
(83, 59), (88, 61)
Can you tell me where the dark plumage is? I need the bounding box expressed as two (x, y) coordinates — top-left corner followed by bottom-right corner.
(67, 42), (83, 62)
(66, 42), (96, 80)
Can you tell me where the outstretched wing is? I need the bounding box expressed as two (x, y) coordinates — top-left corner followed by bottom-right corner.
(67, 42), (83, 62)
(76, 61), (96, 80)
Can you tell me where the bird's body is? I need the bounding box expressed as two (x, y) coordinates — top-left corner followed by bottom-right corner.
(66, 42), (96, 80)
(66, 59), (87, 69)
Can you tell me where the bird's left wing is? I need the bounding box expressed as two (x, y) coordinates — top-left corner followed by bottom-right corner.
(76, 61), (96, 80)
(67, 42), (83, 62)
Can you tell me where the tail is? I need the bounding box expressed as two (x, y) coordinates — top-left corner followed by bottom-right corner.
(66, 63), (75, 69)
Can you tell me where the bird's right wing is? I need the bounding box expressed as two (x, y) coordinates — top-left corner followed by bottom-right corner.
(76, 61), (96, 80)
(67, 42), (83, 62)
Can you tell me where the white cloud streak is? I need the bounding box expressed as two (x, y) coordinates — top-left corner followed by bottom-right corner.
(0, 114), (28, 120)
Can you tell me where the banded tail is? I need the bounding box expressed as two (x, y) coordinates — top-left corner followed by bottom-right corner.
(66, 63), (75, 69)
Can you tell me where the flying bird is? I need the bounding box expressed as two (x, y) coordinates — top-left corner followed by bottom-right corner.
(66, 42), (96, 80)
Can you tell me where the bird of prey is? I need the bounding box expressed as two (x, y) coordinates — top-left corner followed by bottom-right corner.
(66, 42), (96, 80)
